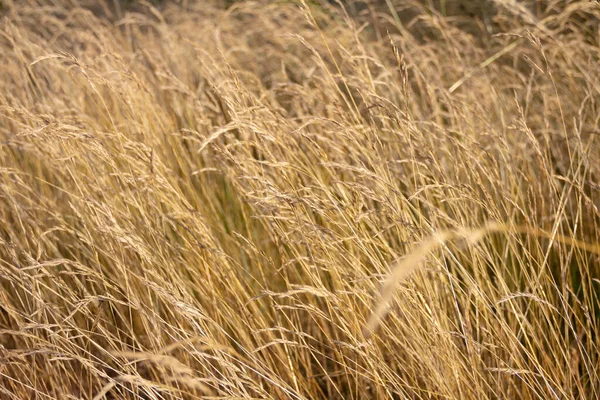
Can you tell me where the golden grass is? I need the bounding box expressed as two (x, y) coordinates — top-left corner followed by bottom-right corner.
(0, 0), (599, 398)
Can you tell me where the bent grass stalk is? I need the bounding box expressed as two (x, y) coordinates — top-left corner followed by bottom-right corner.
(364, 222), (600, 338)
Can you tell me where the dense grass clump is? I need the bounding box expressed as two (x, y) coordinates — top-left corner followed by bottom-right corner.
(0, 0), (599, 398)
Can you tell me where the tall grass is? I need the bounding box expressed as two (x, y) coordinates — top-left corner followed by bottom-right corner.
(0, 0), (598, 398)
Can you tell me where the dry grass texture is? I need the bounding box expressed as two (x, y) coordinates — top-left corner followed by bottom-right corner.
(1, 0), (599, 398)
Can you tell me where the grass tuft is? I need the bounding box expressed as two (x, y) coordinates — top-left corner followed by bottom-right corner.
(0, 0), (599, 398)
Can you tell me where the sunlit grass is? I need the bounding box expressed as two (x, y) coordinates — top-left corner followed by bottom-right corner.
(0, 0), (598, 398)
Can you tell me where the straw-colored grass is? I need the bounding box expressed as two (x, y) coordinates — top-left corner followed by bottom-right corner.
(0, 0), (599, 398)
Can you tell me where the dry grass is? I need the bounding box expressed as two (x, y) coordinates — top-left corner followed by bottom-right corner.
(0, 0), (599, 398)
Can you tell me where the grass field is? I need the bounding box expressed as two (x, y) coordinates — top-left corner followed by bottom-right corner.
(1, 0), (599, 398)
